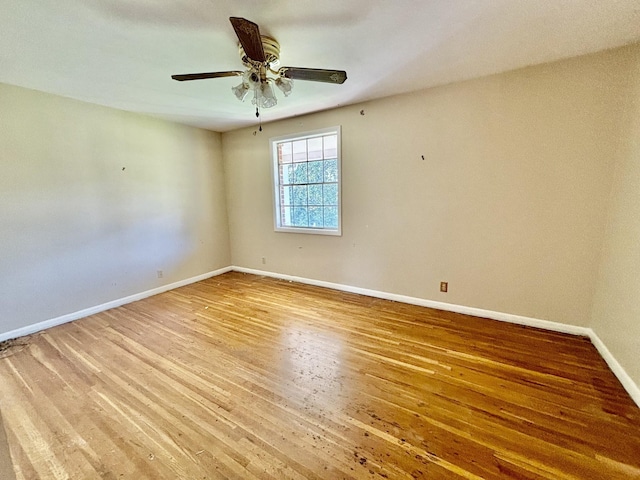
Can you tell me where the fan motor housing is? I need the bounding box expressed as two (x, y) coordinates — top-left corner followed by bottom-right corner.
(239, 35), (280, 68)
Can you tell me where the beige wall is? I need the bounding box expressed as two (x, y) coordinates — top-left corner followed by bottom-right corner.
(591, 46), (640, 387)
(223, 45), (637, 327)
(0, 83), (231, 334)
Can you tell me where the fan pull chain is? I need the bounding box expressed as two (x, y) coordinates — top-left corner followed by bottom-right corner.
(255, 106), (262, 132)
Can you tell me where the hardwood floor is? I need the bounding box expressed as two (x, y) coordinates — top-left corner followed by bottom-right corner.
(0, 272), (639, 479)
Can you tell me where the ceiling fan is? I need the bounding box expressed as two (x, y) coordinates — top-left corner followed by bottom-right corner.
(171, 17), (347, 112)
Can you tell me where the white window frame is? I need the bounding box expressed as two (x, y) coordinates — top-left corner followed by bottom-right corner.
(270, 126), (342, 236)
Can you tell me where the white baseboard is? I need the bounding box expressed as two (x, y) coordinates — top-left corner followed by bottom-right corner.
(232, 266), (591, 336)
(233, 266), (639, 408)
(588, 330), (640, 407)
(0, 267), (232, 343)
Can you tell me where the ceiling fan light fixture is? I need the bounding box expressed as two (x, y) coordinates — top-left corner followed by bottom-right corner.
(259, 82), (277, 108)
(275, 76), (293, 97)
(232, 81), (250, 101)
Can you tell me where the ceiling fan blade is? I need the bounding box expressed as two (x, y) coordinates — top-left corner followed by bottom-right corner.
(171, 71), (243, 81)
(281, 67), (347, 84)
(229, 17), (266, 63)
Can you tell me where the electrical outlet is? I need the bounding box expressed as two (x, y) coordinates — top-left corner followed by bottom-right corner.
(261, 257), (266, 264)
(157, 270), (163, 279)
(440, 281), (448, 293)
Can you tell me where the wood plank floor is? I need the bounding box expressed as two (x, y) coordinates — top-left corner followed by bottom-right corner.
(0, 272), (639, 479)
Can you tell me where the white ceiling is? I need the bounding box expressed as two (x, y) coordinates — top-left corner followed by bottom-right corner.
(1, 0), (640, 132)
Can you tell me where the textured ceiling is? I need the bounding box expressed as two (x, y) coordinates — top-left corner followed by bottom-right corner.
(1, 0), (640, 132)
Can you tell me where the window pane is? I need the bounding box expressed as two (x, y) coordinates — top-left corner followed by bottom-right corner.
(308, 161), (323, 183)
(279, 142), (292, 163)
(308, 184), (323, 205)
(324, 206), (338, 228)
(281, 206), (292, 226)
(323, 134), (337, 159)
(292, 207), (308, 227)
(281, 186), (293, 206)
(281, 164), (294, 184)
(308, 206), (323, 228)
(323, 183), (338, 205)
(307, 137), (323, 160)
(293, 140), (307, 162)
(324, 159), (338, 182)
(293, 185), (307, 206)
(293, 163), (307, 184)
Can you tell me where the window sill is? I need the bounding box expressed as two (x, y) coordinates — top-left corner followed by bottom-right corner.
(274, 226), (342, 236)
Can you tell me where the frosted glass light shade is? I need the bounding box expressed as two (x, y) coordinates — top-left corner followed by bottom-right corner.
(275, 76), (293, 97)
(260, 82), (277, 108)
(232, 82), (250, 101)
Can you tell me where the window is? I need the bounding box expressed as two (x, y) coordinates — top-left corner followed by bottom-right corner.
(271, 126), (341, 235)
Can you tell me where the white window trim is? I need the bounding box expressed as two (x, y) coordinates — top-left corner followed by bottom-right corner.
(270, 126), (342, 236)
